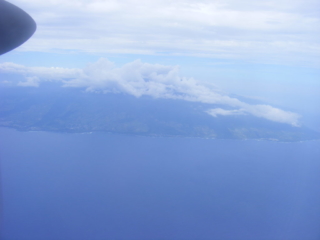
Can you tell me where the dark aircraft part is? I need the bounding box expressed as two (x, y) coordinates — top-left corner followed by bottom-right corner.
(0, 0), (36, 55)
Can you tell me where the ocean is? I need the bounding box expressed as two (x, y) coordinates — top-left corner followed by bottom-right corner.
(0, 127), (319, 240)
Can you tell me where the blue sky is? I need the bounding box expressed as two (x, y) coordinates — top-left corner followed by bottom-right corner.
(1, 0), (320, 129)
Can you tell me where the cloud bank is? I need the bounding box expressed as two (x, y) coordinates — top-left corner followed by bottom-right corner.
(12, 0), (320, 66)
(0, 59), (300, 126)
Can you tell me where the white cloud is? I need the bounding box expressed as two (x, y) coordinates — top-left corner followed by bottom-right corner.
(240, 104), (301, 126)
(207, 108), (245, 117)
(0, 62), (83, 81)
(206, 104), (301, 127)
(0, 58), (301, 126)
(17, 76), (40, 87)
(9, 0), (320, 66)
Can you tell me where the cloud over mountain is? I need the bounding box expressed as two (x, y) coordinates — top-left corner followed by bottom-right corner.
(0, 59), (300, 126)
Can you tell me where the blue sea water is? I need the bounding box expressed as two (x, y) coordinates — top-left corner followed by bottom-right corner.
(0, 127), (319, 240)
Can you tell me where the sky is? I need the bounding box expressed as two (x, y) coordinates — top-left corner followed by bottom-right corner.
(1, 0), (320, 129)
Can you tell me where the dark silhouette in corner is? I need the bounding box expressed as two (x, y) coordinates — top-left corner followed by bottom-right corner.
(0, 0), (36, 55)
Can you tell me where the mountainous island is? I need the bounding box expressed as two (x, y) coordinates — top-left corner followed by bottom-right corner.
(0, 84), (319, 142)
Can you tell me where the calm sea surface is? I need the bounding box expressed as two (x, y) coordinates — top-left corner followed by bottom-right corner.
(0, 127), (319, 240)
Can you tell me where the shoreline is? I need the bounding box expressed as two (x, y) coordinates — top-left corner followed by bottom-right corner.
(1, 125), (319, 143)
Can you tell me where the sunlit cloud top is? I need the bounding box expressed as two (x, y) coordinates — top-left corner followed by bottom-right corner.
(11, 0), (320, 66)
(0, 59), (301, 126)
